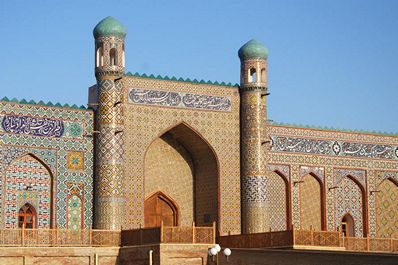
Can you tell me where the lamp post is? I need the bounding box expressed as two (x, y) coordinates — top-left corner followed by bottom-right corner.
(208, 244), (231, 264)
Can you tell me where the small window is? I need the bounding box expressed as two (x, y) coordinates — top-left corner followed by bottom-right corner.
(261, 68), (266, 83)
(96, 45), (104, 67)
(122, 44), (125, 67)
(248, 68), (257, 83)
(110, 48), (117, 66)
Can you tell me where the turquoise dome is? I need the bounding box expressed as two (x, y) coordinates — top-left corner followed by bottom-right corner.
(238, 39), (268, 60)
(93, 16), (127, 39)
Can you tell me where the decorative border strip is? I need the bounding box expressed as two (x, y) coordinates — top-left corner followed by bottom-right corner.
(270, 135), (398, 160)
(128, 88), (232, 112)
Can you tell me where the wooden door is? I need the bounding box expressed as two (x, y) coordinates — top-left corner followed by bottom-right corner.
(18, 203), (36, 229)
(144, 192), (177, 227)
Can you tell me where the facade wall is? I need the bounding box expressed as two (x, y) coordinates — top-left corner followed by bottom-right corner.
(0, 101), (94, 229)
(122, 76), (241, 235)
(267, 125), (398, 237)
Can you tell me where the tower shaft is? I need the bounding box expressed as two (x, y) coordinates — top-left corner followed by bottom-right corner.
(92, 17), (126, 230)
(238, 39), (269, 233)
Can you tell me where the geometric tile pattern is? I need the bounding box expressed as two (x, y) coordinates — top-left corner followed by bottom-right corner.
(334, 168), (366, 191)
(241, 176), (268, 203)
(268, 171), (287, 231)
(67, 195), (82, 230)
(123, 76), (241, 235)
(66, 151), (84, 171)
(144, 136), (194, 226)
(94, 32), (125, 232)
(266, 124), (398, 236)
(299, 166), (325, 183)
(240, 57), (268, 234)
(300, 174), (322, 230)
(376, 179), (398, 238)
(0, 101), (93, 229)
(4, 154), (51, 228)
(335, 176), (363, 237)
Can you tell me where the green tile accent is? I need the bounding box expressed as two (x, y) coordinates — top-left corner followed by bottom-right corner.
(272, 121), (398, 136)
(0, 97), (88, 110)
(125, 71), (239, 88)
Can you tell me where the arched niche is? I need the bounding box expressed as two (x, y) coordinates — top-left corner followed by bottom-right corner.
(341, 213), (355, 237)
(376, 178), (398, 238)
(144, 122), (219, 228)
(4, 153), (53, 229)
(268, 170), (290, 231)
(300, 173), (324, 230)
(335, 175), (365, 237)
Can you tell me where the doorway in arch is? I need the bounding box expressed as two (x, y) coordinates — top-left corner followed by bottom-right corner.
(342, 213), (355, 237)
(18, 203), (37, 229)
(144, 192), (178, 227)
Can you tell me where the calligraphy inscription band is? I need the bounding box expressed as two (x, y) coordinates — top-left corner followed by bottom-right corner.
(2, 115), (64, 137)
(128, 88), (232, 112)
(271, 135), (398, 160)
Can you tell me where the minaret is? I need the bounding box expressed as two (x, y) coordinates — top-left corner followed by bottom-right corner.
(93, 16), (126, 230)
(238, 39), (269, 234)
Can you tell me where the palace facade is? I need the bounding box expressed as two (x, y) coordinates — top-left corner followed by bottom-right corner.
(1, 16), (397, 243)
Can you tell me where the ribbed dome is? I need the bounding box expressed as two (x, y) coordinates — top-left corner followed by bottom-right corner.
(238, 39), (268, 60)
(93, 16), (127, 39)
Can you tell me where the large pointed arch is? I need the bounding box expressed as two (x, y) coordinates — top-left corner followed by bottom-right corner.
(299, 172), (325, 230)
(3, 153), (54, 229)
(268, 170), (290, 231)
(376, 177), (398, 238)
(143, 122), (220, 228)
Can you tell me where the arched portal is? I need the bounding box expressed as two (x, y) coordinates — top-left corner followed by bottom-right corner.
(376, 178), (398, 238)
(268, 171), (289, 231)
(144, 123), (219, 227)
(300, 173), (323, 230)
(342, 213), (355, 237)
(4, 154), (53, 229)
(18, 203), (37, 229)
(145, 192), (178, 227)
(335, 176), (364, 237)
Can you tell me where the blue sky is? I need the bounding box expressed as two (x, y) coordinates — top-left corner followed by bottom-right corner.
(1, 1), (397, 133)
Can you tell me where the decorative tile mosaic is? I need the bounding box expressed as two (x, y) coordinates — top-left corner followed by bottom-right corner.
(4, 154), (51, 228)
(299, 166), (325, 183)
(376, 178), (398, 238)
(241, 176), (268, 204)
(270, 136), (398, 160)
(128, 88), (232, 112)
(334, 168), (366, 191)
(2, 115), (64, 137)
(0, 101), (93, 229)
(267, 124), (398, 235)
(123, 76), (240, 235)
(67, 195), (82, 230)
(300, 174), (322, 230)
(335, 176), (363, 237)
(268, 171), (287, 231)
(66, 151), (84, 171)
